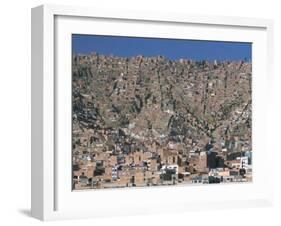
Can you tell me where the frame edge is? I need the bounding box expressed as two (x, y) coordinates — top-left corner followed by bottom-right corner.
(31, 5), (44, 221)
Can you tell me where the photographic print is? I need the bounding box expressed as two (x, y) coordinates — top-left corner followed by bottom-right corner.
(72, 35), (252, 190)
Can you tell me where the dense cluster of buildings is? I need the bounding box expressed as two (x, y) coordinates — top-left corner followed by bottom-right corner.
(72, 126), (252, 189)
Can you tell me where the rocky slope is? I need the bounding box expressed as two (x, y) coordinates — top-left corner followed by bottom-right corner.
(72, 53), (252, 154)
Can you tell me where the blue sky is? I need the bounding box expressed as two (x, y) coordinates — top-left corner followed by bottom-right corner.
(72, 34), (252, 61)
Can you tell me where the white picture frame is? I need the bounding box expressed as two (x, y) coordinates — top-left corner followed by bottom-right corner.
(31, 4), (274, 221)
